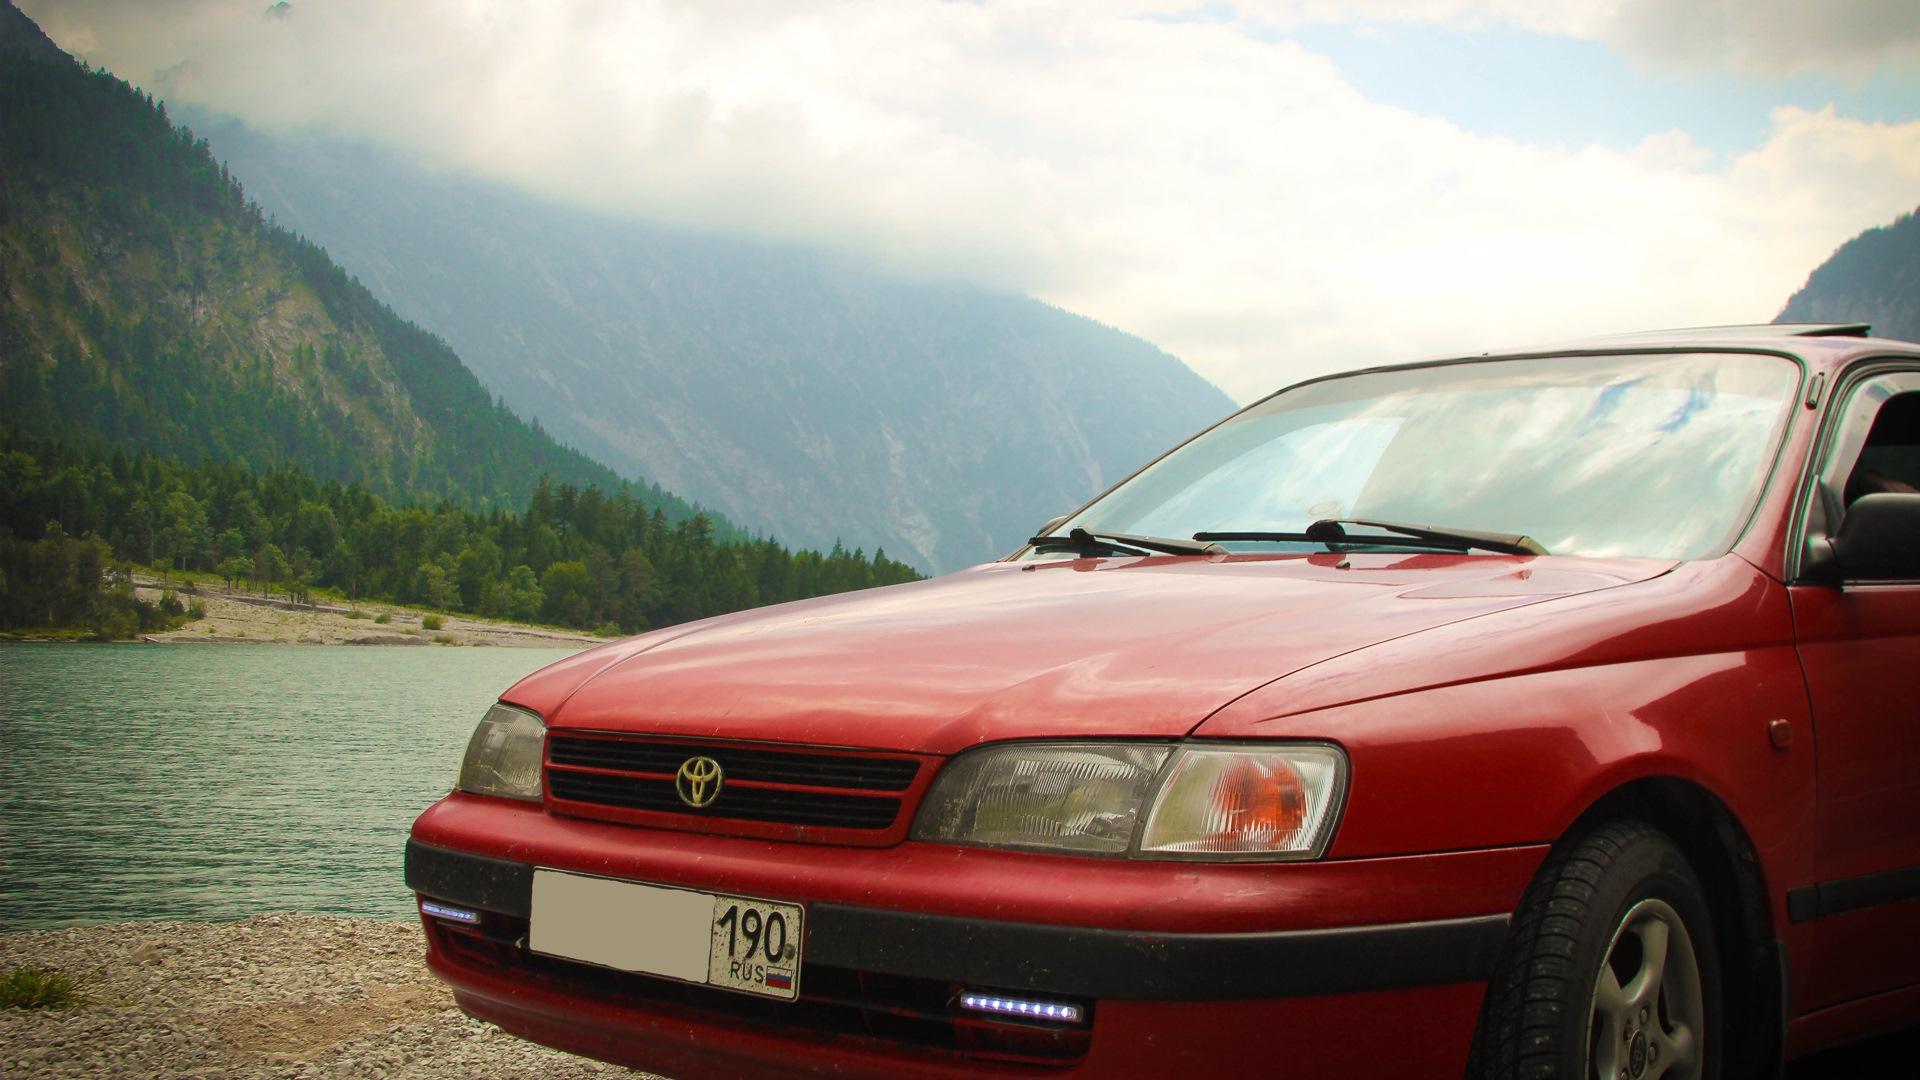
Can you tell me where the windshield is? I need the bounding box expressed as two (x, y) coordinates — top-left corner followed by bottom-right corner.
(1057, 352), (1799, 560)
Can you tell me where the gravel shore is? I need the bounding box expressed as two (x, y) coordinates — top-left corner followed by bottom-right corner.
(127, 578), (603, 649)
(0, 914), (655, 1079)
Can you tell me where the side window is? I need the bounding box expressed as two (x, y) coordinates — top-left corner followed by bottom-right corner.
(1802, 371), (1920, 580)
(1844, 393), (1920, 504)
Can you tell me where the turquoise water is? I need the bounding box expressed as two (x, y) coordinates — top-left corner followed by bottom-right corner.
(0, 644), (583, 930)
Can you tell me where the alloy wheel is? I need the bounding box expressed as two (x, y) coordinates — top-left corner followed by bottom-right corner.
(1587, 897), (1706, 1080)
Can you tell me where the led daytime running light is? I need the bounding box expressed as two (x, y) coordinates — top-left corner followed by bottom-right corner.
(420, 901), (482, 925)
(959, 992), (1085, 1024)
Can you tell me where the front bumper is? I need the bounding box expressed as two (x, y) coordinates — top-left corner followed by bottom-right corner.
(409, 793), (1546, 1078)
(408, 839), (1509, 1001)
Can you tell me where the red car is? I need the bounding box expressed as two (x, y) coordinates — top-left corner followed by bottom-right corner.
(408, 324), (1920, 1079)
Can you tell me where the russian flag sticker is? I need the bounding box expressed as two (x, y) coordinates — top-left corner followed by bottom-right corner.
(765, 971), (793, 990)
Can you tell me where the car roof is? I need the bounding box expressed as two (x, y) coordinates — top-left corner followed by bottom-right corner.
(1433, 323), (1920, 375)
(1260, 324), (1920, 405)
(1570, 322), (1872, 345)
(1512, 323), (1920, 372)
(1524, 322), (1873, 353)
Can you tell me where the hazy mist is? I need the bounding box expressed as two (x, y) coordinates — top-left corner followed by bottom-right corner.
(24, 0), (1920, 399)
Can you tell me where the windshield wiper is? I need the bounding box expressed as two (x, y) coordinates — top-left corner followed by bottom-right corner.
(1195, 518), (1547, 556)
(1028, 527), (1227, 557)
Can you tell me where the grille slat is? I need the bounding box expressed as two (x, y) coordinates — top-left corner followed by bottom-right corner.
(549, 737), (920, 792)
(546, 736), (919, 832)
(549, 771), (901, 829)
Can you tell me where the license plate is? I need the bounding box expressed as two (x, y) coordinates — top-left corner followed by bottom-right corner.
(528, 869), (804, 1000)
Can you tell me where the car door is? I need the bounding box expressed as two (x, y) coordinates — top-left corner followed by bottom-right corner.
(1789, 368), (1920, 1009)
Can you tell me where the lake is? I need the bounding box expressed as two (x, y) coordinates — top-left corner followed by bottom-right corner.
(0, 643), (584, 930)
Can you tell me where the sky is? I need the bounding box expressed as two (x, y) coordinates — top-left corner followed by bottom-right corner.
(21, 0), (1920, 402)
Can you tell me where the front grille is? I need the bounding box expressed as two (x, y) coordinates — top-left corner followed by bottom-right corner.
(550, 737), (920, 791)
(545, 735), (925, 836)
(549, 770), (902, 828)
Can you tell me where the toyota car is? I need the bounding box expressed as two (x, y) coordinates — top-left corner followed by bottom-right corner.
(407, 324), (1920, 1078)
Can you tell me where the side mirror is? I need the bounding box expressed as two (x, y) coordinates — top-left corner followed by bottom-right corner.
(1805, 493), (1920, 581)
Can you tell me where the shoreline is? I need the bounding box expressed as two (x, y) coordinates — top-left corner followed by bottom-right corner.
(125, 577), (605, 649)
(0, 914), (649, 1079)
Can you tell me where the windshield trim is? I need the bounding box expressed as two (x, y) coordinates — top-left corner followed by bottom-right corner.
(1013, 347), (1810, 564)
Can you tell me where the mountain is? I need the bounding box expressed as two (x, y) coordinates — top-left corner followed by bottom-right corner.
(0, 0), (58, 62)
(185, 115), (1237, 571)
(0, 7), (704, 523)
(1776, 207), (1920, 344)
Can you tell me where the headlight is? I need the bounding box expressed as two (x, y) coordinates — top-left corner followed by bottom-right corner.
(911, 741), (1346, 860)
(1136, 745), (1345, 858)
(456, 703), (545, 801)
(911, 743), (1172, 855)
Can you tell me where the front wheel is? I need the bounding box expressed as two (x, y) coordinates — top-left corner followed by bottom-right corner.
(1474, 820), (1721, 1080)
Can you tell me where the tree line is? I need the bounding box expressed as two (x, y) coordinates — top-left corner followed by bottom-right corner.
(0, 426), (923, 637)
(0, 523), (196, 640)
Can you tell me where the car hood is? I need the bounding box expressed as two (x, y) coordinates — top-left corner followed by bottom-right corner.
(513, 553), (1674, 756)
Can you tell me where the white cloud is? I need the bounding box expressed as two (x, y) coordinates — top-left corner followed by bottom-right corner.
(1233, 0), (1920, 73)
(1229, 0), (1621, 37)
(1605, 0), (1920, 73)
(20, 0), (1920, 401)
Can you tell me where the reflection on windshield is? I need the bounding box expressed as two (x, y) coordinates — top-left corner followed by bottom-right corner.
(1065, 353), (1798, 560)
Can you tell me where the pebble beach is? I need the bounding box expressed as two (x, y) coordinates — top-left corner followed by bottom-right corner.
(127, 579), (604, 649)
(0, 914), (652, 1080)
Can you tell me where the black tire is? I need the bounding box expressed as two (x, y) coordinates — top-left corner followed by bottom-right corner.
(1473, 820), (1722, 1080)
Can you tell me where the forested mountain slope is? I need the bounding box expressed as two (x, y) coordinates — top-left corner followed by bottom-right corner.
(0, 0), (58, 62)
(189, 115), (1237, 571)
(0, 0), (923, 641)
(1776, 207), (1920, 344)
(0, 12), (700, 522)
